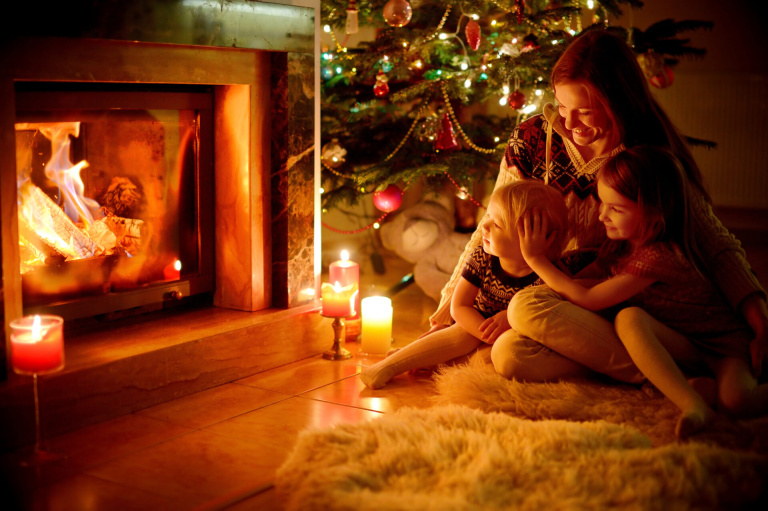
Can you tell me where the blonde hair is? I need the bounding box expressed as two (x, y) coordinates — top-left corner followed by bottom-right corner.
(489, 180), (568, 261)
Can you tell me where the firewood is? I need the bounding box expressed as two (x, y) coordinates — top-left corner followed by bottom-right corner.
(20, 182), (104, 259)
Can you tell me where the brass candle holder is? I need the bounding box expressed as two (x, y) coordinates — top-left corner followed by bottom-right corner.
(320, 313), (353, 361)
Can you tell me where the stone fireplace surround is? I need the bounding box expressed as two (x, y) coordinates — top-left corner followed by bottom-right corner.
(0, 1), (324, 450)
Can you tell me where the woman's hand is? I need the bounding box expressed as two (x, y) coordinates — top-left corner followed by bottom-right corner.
(478, 311), (511, 344)
(740, 293), (768, 378)
(518, 208), (557, 264)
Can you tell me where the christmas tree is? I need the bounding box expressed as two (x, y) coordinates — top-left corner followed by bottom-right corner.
(320, 0), (712, 226)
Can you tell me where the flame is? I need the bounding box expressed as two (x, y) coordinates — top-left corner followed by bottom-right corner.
(39, 122), (101, 229)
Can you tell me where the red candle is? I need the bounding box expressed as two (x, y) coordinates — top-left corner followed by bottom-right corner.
(164, 259), (182, 280)
(329, 250), (361, 340)
(321, 281), (357, 317)
(10, 315), (65, 375)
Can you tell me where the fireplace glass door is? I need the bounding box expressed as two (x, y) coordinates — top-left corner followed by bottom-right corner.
(14, 83), (214, 320)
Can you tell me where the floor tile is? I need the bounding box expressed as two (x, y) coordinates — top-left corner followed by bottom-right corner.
(136, 383), (289, 429)
(203, 396), (381, 468)
(83, 429), (273, 508)
(0, 414), (193, 492)
(22, 473), (176, 511)
(301, 371), (438, 413)
(236, 356), (360, 395)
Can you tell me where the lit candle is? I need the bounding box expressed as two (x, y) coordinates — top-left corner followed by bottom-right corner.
(164, 259), (182, 281)
(10, 315), (65, 375)
(329, 250), (361, 341)
(360, 296), (393, 355)
(321, 281), (357, 317)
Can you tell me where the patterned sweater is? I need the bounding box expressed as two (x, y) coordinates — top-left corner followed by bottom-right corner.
(430, 104), (765, 326)
(461, 246), (542, 319)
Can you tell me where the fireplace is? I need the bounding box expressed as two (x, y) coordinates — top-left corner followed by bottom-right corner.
(0, 1), (326, 447)
(14, 82), (215, 320)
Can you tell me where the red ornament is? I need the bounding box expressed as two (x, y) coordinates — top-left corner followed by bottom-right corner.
(515, 0), (525, 24)
(649, 65), (675, 89)
(373, 184), (403, 212)
(435, 113), (459, 151)
(508, 90), (525, 110)
(383, 0), (413, 28)
(373, 70), (389, 97)
(465, 20), (481, 51)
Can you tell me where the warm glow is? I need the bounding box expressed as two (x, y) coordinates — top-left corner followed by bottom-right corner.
(341, 250), (350, 262)
(31, 315), (42, 341)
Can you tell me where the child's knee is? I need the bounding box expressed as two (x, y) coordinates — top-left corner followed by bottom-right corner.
(614, 307), (650, 336)
(491, 331), (548, 380)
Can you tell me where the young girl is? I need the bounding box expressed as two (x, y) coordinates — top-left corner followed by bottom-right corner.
(518, 145), (767, 438)
(360, 181), (568, 389)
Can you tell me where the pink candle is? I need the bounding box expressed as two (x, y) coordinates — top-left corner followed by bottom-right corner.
(321, 281), (357, 317)
(329, 250), (361, 340)
(10, 315), (65, 375)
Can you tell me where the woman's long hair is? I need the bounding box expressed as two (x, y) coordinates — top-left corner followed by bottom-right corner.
(598, 146), (705, 275)
(551, 29), (710, 202)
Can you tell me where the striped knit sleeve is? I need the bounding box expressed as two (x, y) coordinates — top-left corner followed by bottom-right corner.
(690, 190), (766, 309)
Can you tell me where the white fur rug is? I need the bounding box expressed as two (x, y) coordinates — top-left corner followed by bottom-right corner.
(431, 357), (768, 451)
(275, 405), (767, 510)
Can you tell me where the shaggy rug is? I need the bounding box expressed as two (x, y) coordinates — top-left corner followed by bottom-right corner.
(275, 405), (767, 510)
(431, 357), (768, 452)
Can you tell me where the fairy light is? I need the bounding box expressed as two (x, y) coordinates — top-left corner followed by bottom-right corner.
(522, 104), (537, 114)
(464, 78), (472, 88)
(460, 61), (468, 71)
(322, 213), (390, 234)
(502, 84), (510, 94)
(535, 89), (543, 96)
(587, 0), (594, 9)
(439, 33), (448, 40)
(499, 96), (508, 106)
(323, 24), (331, 32)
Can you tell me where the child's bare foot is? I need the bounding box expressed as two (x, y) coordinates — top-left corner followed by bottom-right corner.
(688, 377), (718, 408)
(675, 407), (716, 439)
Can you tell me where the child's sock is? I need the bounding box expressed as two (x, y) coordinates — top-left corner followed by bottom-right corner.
(359, 323), (482, 389)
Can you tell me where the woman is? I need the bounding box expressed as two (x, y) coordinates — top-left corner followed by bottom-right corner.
(429, 29), (768, 384)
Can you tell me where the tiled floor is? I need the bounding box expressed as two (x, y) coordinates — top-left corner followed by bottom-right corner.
(0, 253), (439, 510)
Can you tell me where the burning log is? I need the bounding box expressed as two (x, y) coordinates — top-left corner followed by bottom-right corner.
(89, 211), (144, 255)
(18, 182), (104, 261)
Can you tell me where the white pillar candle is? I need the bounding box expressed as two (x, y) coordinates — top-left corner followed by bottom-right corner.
(360, 296), (392, 355)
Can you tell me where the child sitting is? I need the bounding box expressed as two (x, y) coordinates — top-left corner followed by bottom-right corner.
(360, 181), (568, 389)
(518, 145), (767, 438)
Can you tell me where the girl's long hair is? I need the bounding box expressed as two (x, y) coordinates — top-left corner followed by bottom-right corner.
(598, 146), (705, 275)
(552, 29), (711, 202)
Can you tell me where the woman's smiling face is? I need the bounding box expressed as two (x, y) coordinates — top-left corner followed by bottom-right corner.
(555, 82), (618, 156)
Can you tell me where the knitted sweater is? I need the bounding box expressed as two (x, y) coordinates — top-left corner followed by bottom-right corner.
(430, 104), (765, 326)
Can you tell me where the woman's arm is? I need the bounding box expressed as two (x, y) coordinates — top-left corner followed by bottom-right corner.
(518, 208), (653, 311)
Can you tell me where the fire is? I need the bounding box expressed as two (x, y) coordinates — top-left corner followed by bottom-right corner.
(15, 121), (145, 274)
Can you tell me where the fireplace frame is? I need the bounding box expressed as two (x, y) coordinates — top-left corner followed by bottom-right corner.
(1, 33), (321, 374)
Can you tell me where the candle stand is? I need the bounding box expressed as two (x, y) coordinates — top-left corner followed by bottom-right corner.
(10, 315), (67, 466)
(320, 314), (353, 361)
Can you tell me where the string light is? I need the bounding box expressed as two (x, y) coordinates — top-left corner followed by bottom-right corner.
(443, 172), (485, 209)
(322, 213), (390, 234)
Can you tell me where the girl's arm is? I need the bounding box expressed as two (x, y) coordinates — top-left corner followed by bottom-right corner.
(518, 208), (653, 311)
(450, 277), (491, 340)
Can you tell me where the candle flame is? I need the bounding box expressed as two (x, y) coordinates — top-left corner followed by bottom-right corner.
(32, 315), (42, 341)
(340, 250), (349, 262)
(333, 281), (342, 292)
(173, 259), (182, 271)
